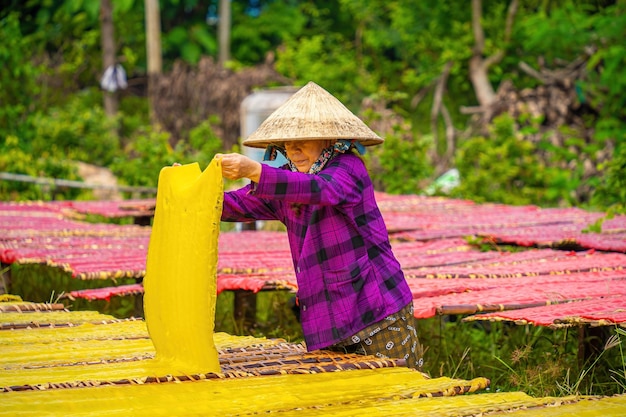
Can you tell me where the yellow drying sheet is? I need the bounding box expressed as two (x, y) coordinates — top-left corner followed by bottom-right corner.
(143, 159), (223, 374)
(0, 310), (116, 326)
(0, 322), (285, 389)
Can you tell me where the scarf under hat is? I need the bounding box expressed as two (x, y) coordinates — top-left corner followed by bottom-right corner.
(263, 140), (366, 174)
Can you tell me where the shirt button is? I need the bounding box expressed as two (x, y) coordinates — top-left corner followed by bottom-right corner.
(301, 304), (306, 311)
(296, 267), (300, 273)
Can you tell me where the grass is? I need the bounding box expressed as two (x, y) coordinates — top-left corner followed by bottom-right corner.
(7, 264), (139, 318)
(4, 263), (626, 398)
(418, 315), (625, 397)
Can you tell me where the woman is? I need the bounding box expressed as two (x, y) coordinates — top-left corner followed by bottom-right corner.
(217, 82), (423, 370)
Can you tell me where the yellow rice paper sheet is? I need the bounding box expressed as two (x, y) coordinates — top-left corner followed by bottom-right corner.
(143, 159), (223, 374)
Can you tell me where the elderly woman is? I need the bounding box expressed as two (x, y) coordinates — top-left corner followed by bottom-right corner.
(217, 82), (424, 370)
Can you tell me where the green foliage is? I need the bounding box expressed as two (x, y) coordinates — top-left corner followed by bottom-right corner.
(452, 114), (551, 206)
(110, 127), (177, 188)
(276, 34), (364, 105)
(535, 125), (600, 207)
(231, 1), (307, 65)
(364, 130), (432, 195)
(163, 23), (217, 65)
(28, 90), (121, 166)
(117, 96), (152, 141)
(22, 2), (101, 94)
(0, 13), (43, 139)
(591, 143), (626, 216)
(0, 136), (85, 201)
(186, 116), (227, 166)
(215, 291), (303, 342)
(585, 2), (626, 215)
(8, 264), (138, 318)
(519, 2), (594, 64)
(110, 118), (225, 188)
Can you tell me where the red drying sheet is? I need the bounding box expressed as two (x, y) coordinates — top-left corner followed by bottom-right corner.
(67, 283), (145, 301)
(377, 193), (626, 253)
(66, 271), (299, 301)
(0, 205), (294, 280)
(390, 238), (504, 269)
(217, 271), (297, 294)
(3, 197), (626, 321)
(407, 278), (495, 299)
(47, 199), (156, 219)
(411, 270), (626, 319)
(481, 223), (626, 252)
(463, 296), (626, 327)
(381, 198), (591, 233)
(403, 250), (626, 279)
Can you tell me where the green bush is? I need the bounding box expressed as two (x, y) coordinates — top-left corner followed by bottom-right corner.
(362, 105), (432, 195)
(452, 114), (552, 206)
(28, 90), (120, 167)
(110, 127), (177, 188)
(0, 135), (85, 201)
(185, 116), (226, 167)
(594, 143), (626, 213)
(110, 118), (225, 189)
(0, 13), (43, 140)
(365, 133), (432, 195)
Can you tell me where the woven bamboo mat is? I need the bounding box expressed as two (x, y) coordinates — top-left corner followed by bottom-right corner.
(383, 203), (600, 235)
(1, 313), (457, 397)
(3, 198), (626, 332)
(0, 312), (492, 412)
(1, 346), (413, 392)
(0, 368), (493, 416)
(0, 302), (66, 313)
(0, 204), (150, 241)
(2, 306), (624, 415)
(0, 310), (129, 330)
(0, 312), (406, 392)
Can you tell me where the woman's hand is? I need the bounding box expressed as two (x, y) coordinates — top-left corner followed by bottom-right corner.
(215, 153), (262, 183)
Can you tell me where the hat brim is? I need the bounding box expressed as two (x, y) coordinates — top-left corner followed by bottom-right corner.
(242, 82), (384, 149)
(243, 135), (384, 149)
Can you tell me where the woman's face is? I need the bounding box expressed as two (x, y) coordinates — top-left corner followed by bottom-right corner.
(283, 140), (332, 173)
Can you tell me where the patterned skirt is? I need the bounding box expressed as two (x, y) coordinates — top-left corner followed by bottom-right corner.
(328, 302), (425, 371)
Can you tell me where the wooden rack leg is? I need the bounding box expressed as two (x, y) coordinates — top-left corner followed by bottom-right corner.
(0, 262), (11, 295)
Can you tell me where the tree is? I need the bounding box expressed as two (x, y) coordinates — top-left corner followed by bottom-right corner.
(100, 0), (118, 118)
(218, 0), (231, 66)
(468, 0), (518, 113)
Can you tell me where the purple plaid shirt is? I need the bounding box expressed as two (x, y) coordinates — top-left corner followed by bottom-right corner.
(221, 153), (412, 350)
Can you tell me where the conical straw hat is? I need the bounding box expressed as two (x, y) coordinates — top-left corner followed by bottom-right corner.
(243, 81), (383, 149)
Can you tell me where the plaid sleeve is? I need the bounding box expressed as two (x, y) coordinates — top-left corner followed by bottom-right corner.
(253, 154), (366, 206)
(222, 184), (281, 222)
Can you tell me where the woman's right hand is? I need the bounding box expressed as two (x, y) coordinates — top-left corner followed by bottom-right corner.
(215, 153), (262, 183)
